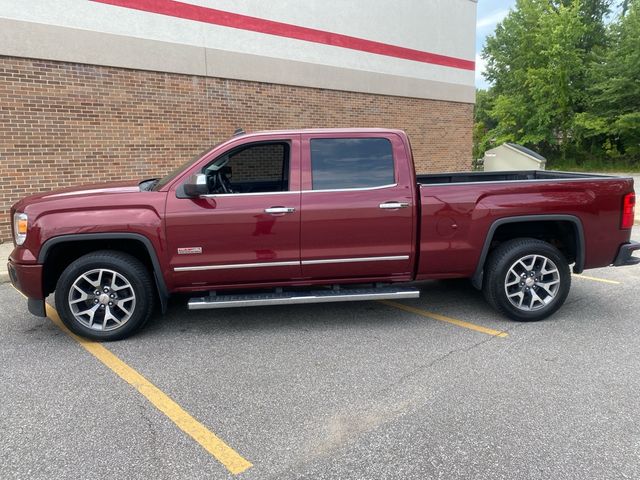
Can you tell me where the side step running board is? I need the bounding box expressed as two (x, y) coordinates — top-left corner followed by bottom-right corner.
(188, 286), (420, 310)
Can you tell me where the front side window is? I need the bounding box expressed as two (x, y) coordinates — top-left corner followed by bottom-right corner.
(203, 142), (289, 194)
(310, 138), (395, 190)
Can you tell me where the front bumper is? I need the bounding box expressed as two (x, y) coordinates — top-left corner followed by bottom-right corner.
(7, 260), (46, 317)
(613, 241), (640, 267)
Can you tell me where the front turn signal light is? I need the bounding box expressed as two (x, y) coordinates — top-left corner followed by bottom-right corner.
(13, 212), (28, 246)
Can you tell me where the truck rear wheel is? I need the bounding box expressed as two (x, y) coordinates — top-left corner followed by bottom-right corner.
(483, 238), (571, 322)
(55, 250), (155, 341)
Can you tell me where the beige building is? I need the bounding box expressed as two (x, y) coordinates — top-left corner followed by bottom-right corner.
(0, 0), (477, 240)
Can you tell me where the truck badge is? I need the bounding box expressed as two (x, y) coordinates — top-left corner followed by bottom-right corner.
(177, 247), (202, 255)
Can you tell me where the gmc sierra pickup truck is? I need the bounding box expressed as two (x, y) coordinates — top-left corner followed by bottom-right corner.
(8, 128), (639, 340)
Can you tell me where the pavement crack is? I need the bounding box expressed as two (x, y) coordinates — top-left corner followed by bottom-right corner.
(379, 332), (503, 395)
(272, 332), (512, 478)
(135, 398), (167, 479)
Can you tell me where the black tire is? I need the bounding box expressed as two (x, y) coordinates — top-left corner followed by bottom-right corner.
(483, 238), (571, 322)
(55, 250), (155, 341)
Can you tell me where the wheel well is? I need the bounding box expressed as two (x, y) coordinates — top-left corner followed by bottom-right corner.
(489, 221), (578, 265)
(471, 217), (584, 290)
(42, 239), (156, 297)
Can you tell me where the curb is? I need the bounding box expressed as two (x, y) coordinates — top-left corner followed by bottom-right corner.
(1, 241), (12, 284)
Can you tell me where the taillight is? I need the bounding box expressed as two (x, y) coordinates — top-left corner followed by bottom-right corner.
(621, 192), (635, 229)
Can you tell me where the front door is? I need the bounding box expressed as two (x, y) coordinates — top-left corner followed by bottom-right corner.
(165, 137), (301, 288)
(299, 132), (415, 281)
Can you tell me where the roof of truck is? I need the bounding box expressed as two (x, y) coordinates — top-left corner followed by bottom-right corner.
(233, 127), (407, 137)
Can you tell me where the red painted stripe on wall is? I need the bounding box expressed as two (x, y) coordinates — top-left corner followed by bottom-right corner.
(90, 0), (475, 71)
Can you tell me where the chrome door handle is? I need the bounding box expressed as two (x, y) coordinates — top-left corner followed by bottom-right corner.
(379, 202), (409, 209)
(265, 207), (296, 214)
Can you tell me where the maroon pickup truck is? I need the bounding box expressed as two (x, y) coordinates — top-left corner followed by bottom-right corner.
(8, 128), (639, 340)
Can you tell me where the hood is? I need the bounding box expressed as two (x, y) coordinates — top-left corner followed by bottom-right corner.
(42, 180), (142, 199)
(12, 180), (143, 211)
(23, 179), (141, 200)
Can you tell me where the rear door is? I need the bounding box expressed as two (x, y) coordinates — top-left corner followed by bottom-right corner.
(299, 132), (415, 281)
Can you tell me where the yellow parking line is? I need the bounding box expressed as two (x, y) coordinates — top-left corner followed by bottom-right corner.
(379, 300), (508, 338)
(573, 274), (621, 285)
(44, 306), (252, 475)
(10, 284), (251, 475)
(44, 305), (252, 475)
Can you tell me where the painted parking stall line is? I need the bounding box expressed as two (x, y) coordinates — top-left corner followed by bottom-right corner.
(379, 300), (509, 338)
(44, 304), (253, 475)
(573, 274), (621, 285)
(10, 283), (252, 476)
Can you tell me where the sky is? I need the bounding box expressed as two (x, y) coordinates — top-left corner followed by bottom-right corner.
(475, 0), (517, 89)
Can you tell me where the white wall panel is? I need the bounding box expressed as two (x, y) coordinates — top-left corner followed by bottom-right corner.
(0, 0), (477, 102)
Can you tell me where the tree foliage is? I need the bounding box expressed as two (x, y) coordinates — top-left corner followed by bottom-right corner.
(476, 0), (640, 167)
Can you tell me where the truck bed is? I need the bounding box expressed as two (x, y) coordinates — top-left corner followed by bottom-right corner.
(416, 171), (634, 281)
(417, 170), (612, 185)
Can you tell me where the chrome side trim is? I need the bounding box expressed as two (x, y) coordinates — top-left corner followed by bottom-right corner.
(174, 260), (299, 272)
(174, 255), (409, 271)
(196, 183), (399, 198)
(301, 183), (398, 193)
(199, 190), (300, 198)
(301, 255), (409, 265)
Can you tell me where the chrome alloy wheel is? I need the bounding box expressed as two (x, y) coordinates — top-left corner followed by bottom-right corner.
(67, 269), (136, 331)
(504, 254), (560, 311)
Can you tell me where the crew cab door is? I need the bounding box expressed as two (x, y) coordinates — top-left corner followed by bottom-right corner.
(165, 136), (301, 288)
(299, 132), (415, 280)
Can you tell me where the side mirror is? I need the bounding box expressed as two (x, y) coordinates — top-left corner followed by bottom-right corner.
(184, 173), (208, 197)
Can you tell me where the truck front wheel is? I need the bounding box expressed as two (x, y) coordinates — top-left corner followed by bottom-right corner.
(483, 238), (571, 322)
(55, 250), (155, 341)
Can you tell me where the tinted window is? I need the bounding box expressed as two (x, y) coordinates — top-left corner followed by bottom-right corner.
(310, 138), (394, 190)
(203, 142), (289, 194)
(229, 144), (287, 183)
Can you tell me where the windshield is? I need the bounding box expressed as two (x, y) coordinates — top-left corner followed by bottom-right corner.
(153, 145), (221, 190)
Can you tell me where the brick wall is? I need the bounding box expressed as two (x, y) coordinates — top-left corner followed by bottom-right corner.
(0, 55), (473, 241)
(230, 143), (286, 182)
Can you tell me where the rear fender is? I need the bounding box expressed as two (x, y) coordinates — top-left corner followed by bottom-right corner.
(471, 214), (585, 290)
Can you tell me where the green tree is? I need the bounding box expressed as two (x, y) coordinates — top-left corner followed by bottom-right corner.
(572, 0), (612, 52)
(482, 0), (546, 147)
(575, 0), (640, 161)
(472, 89), (496, 161)
(476, 0), (619, 165)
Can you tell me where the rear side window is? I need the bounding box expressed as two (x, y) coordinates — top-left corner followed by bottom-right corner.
(310, 138), (395, 190)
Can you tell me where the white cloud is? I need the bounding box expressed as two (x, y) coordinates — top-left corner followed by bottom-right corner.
(477, 9), (509, 29)
(475, 54), (491, 89)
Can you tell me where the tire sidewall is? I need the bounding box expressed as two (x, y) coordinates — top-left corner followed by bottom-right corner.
(489, 240), (571, 322)
(55, 253), (153, 341)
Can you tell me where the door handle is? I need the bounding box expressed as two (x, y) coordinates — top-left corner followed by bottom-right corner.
(379, 202), (410, 209)
(265, 207), (296, 214)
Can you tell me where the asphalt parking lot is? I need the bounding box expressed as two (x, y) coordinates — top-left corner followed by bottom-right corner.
(1, 231), (639, 479)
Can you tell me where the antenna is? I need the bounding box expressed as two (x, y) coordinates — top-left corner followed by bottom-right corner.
(233, 127), (245, 136)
